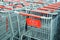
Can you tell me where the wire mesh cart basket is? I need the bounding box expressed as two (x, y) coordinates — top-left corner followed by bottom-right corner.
(0, 9), (19, 40)
(18, 10), (59, 40)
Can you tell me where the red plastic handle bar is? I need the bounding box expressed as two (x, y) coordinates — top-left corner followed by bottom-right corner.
(0, 5), (5, 8)
(48, 4), (60, 7)
(53, 5), (60, 7)
(48, 3), (60, 7)
(5, 8), (13, 10)
(19, 12), (41, 18)
(44, 6), (58, 9)
(44, 6), (58, 8)
(0, 5), (13, 10)
(31, 10), (49, 14)
(18, 12), (51, 19)
(33, 1), (45, 4)
(37, 8), (55, 12)
(37, 8), (49, 11)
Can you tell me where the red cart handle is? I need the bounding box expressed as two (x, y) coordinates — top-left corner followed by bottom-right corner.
(5, 8), (13, 10)
(37, 8), (55, 12)
(19, 12), (51, 19)
(0, 5), (5, 8)
(19, 12), (41, 18)
(37, 8), (49, 11)
(44, 6), (58, 9)
(48, 4), (60, 7)
(33, 1), (45, 4)
(31, 10), (49, 14)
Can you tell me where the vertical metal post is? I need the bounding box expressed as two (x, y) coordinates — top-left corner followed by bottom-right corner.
(17, 14), (21, 40)
(9, 13), (14, 40)
(50, 16), (53, 40)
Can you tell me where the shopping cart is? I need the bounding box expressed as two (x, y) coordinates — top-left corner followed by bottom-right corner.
(16, 2), (60, 40)
(0, 10), (12, 40)
(18, 10), (59, 40)
(0, 7), (20, 40)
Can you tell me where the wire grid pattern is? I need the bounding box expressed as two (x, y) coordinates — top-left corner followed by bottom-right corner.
(20, 12), (58, 40)
(0, 11), (19, 40)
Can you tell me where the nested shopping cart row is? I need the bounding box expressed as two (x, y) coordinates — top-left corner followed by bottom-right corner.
(0, 1), (60, 40)
(16, 2), (60, 40)
(0, 1), (33, 40)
